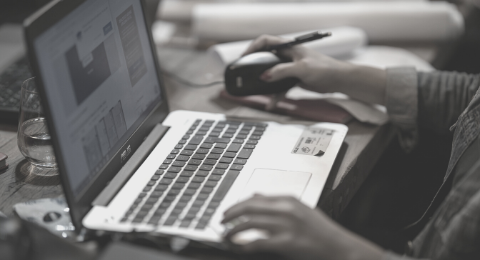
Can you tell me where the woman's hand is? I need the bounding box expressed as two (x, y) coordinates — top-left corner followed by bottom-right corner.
(243, 35), (387, 105)
(222, 195), (385, 260)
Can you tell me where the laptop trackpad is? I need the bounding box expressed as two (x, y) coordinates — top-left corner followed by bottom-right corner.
(239, 169), (312, 201)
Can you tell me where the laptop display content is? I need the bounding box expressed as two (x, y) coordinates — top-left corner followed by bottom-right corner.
(32, 0), (162, 198)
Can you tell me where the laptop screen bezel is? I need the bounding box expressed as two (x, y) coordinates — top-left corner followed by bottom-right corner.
(23, 0), (169, 231)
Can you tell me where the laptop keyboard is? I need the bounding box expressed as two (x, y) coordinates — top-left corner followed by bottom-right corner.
(121, 119), (267, 230)
(0, 56), (33, 120)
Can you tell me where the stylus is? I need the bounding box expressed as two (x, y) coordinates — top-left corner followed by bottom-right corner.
(264, 31), (332, 52)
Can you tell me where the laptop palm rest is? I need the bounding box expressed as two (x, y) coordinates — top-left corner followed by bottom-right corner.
(238, 168), (312, 201)
(230, 169), (311, 245)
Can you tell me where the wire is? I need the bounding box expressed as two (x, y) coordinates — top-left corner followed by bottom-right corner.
(161, 69), (224, 88)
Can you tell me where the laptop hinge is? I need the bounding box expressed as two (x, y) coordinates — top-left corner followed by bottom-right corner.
(92, 124), (170, 207)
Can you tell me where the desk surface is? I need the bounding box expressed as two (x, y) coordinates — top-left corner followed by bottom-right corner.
(0, 45), (395, 220)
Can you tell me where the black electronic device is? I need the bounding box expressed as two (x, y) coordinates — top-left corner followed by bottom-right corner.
(224, 52), (298, 96)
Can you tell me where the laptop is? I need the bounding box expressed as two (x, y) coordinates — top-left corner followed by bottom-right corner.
(23, 0), (348, 243)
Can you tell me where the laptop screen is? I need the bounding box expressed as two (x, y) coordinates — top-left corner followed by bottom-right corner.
(33, 0), (162, 199)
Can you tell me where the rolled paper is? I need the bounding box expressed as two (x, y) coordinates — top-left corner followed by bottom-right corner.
(192, 1), (464, 42)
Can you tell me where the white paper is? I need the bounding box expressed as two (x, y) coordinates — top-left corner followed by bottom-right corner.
(192, 2), (463, 42)
(208, 26), (367, 65)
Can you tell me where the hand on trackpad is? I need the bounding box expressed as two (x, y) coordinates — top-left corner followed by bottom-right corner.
(239, 168), (312, 202)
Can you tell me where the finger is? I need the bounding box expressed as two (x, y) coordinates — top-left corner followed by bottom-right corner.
(223, 197), (293, 223)
(260, 62), (300, 82)
(240, 235), (289, 253)
(224, 215), (286, 241)
(242, 35), (291, 56)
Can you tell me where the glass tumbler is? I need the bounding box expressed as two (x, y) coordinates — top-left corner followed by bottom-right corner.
(17, 77), (57, 168)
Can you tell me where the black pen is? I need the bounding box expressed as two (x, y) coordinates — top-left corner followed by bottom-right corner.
(265, 31), (332, 53)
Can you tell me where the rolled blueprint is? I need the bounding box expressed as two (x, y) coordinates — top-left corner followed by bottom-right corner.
(192, 1), (464, 42)
(208, 26), (367, 65)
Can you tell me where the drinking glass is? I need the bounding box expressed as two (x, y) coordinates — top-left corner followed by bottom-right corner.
(17, 77), (57, 168)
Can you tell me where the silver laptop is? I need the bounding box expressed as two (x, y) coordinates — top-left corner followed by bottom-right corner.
(24, 0), (347, 243)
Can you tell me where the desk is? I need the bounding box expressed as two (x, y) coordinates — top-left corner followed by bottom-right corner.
(0, 45), (395, 220)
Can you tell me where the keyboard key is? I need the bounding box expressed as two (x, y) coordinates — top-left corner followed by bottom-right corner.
(192, 176), (206, 183)
(189, 136), (204, 145)
(188, 159), (202, 166)
(179, 195), (193, 202)
(195, 171), (209, 177)
(171, 149), (180, 154)
(184, 189), (197, 195)
(164, 195), (177, 201)
(200, 165), (213, 171)
(163, 159), (173, 164)
(163, 217), (177, 226)
(209, 175), (222, 181)
(180, 171), (194, 177)
(167, 167), (182, 173)
(214, 143), (227, 149)
(200, 143), (213, 149)
(215, 163), (229, 169)
(203, 159), (217, 165)
(185, 165), (198, 171)
(151, 175), (160, 181)
(223, 152), (236, 158)
(175, 155), (190, 161)
(180, 220), (192, 228)
(250, 135), (261, 140)
(196, 149), (209, 154)
(222, 134), (234, 138)
(209, 133), (220, 137)
(172, 161), (185, 167)
(174, 144), (183, 149)
(176, 177), (190, 183)
(204, 181), (218, 187)
(155, 169), (164, 176)
(227, 144), (241, 152)
(211, 148), (224, 154)
(211, 170), (240, 202)
(186, 130), (194, 135)
(143, 186), (152, 192)
(197, 193), (210, 200)
(172, 183), (185, 189)
(160, 178), (173, 184)
(233, 158), (247, 165)
(188, 182), (202, 189)
(178, 140), (187, 144)
(192, 200), (206, 207)
(138, 193), (148, 198)
(167, 154), (176, 159)
(200, 187), (214, 194)
(146, 181), (156, 186)
(212, 169), (225, 175)
(207, 154), (220, 160)
(243, 144), (255, 149)
(225, 129), (236, 134)
(196, 131), (207, 135)
(203, 207), (216, 216)
(235, 135), (247, 139)
(155, 184), (169, 191)
(184, 145), (197, 150)
(237, 149), (253, 159)
(182, 135), (190, 140)
(180, 150), (193, 156)
(168, 189), (181, 195)
(233, 138), (244, 144)
(246, 140), (258, 145)
(231, 165), (243, 171)
(219, 157), (233, 164)
(159, 164), (169, 169)
(192, 154), (206, 160)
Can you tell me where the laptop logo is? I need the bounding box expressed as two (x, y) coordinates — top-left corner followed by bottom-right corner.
(121, 145), (132, 163)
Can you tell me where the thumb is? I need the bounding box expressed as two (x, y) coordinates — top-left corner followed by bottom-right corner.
(260, 62), (299, 82)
